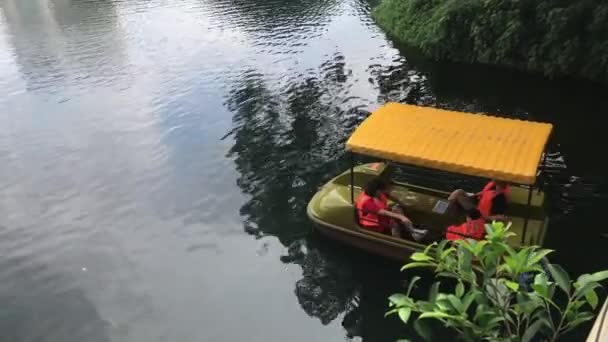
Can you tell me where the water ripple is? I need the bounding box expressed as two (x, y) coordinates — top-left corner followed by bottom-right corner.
(0, 0), (607, 341)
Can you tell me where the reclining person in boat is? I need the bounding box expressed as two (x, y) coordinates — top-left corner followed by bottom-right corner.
(445, 208), (486, 242)
(356, 177), (427, 241)
(447, 180), (510, 222)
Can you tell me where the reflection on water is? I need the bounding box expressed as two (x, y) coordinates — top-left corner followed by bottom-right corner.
(225, 56), (364, 243)
(0, 255), (110, 342)
(0, 0), (607, 341)
(1, 0), (126, 92)
(204, 0), (339, 36)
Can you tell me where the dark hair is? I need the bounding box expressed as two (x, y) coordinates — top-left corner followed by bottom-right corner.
(467, 208), (482, 220)
(364, 177), (389, 198)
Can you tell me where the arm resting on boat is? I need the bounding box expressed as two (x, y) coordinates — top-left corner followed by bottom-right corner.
(377, 209), (412, 226)
(385, 193), (408, 209)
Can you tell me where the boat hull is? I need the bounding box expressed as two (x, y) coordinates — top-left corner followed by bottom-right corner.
(306, 163), (549, 259)
(308, 209), (421, 261)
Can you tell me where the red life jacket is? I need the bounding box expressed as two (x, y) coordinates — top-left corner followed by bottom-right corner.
(446, 218), (487, 241)
(477, 181), (510, 218)
(356, 192), (388, 233)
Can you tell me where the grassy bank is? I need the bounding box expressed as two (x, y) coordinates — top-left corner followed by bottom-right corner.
(373, 0), (608, 83)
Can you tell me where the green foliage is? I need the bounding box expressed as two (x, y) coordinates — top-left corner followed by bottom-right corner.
(373, 0), (608, 83)
(386, 222), (608, 341)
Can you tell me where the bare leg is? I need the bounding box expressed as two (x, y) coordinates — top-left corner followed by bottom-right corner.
(448, 189), (469, 207)
(388, 206), (404, 237)
(390, 205), (414, 238)
(390, 205), (431, 242)
(448, 189), (477, 216)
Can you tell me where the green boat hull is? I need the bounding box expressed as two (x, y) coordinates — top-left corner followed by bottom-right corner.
(307, 163), (549, 261)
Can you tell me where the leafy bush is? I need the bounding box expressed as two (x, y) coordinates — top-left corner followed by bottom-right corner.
(387, 222), (608, 341)
(373, 0), (608, 83)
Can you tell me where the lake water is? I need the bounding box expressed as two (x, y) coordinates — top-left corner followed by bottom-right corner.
(1, 0), (607, 341)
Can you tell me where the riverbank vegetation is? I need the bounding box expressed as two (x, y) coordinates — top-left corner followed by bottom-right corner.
(373, 0), (608, 83)
(387, 222), (608, 341)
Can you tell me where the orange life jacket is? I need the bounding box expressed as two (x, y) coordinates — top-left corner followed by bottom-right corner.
(356, 192), (388, 233)
(446, 218), (487, 241)
(477, 181), (510, 218)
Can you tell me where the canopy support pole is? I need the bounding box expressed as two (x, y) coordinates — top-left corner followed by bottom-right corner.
(350, 152), (355, 204)
(538, 151), (548, 194)
(521, 186), (533, 244)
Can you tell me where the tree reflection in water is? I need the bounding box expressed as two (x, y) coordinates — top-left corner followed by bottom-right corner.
(223, 56), (401, 339)
(224, 55), (362, 244)
(202, 0), (339, 37)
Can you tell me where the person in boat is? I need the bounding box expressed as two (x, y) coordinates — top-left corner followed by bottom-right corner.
(447, 180), (510, 221)
(356, 177), (426, 240)
(446, 208), (486, 241)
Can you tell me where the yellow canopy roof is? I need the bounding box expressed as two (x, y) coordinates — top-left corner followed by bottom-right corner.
(346, 103), (553, 185)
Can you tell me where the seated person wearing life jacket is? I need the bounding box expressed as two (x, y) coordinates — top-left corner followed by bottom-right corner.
(356, 177), (426, 240)
(446, 208), (486, 241)
(447, 180), (510, 221)
(356, 177), (413, 237)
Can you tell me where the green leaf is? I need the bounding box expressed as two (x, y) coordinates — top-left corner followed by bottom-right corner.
(458, 245), (474, 282)
(388, 294), (410, 307)
(505, 280), (520, 292)
(576, 274), (592, 288)
(406, 276), (421, 296)
(401, 262), (433, 271)
(503, 255), (518, 276)
(436, 271), (458, 280)
(522, 318), (547, 342)
(574, 281), (601, 301)
(514, 248), (533, 274)
(414, 318), (433, 341)
(502, 242), (518, 257)
(531, 274), (548, 297)
(527, 249), (553, 266)
(434, 240), (448, 258)
(462, 290), (478, 312)
(429, 281), (440, 302)
(474, 240), (488, 256)
(482, 259), (497, 282)
(563, 311), (596, 332)
(487, 279), (509, 306)
(418, 300), (435, 312)
(441, 247), (456, 260)
(547, 263), (570, 294)
(423, 242), (437, 255)
(485, 223), (495, 236)
(446, 295), (463, 313)
(530, 285), (560, 310)
(411, 252), (434, 262)
(537, 316), (554, 331)
(584, 288), (599, 309)
(459, 240), (476, 255)
(588, 270), (608, 283)
(419, 311), (455, 319)
(548, 283), (556, 299)
(435, 297), (451, 312)
(516, 293), (542, 315)
(385, 308), (398, 317)
(396, 339), (411, 342)
(398, 307), (412, 323)
(572, 300), (587, 310)
(474, 305), (497, 323)
(455, 281), (464, 298)
(486, 316), (505, 329)
(530, 284), (547, 298)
